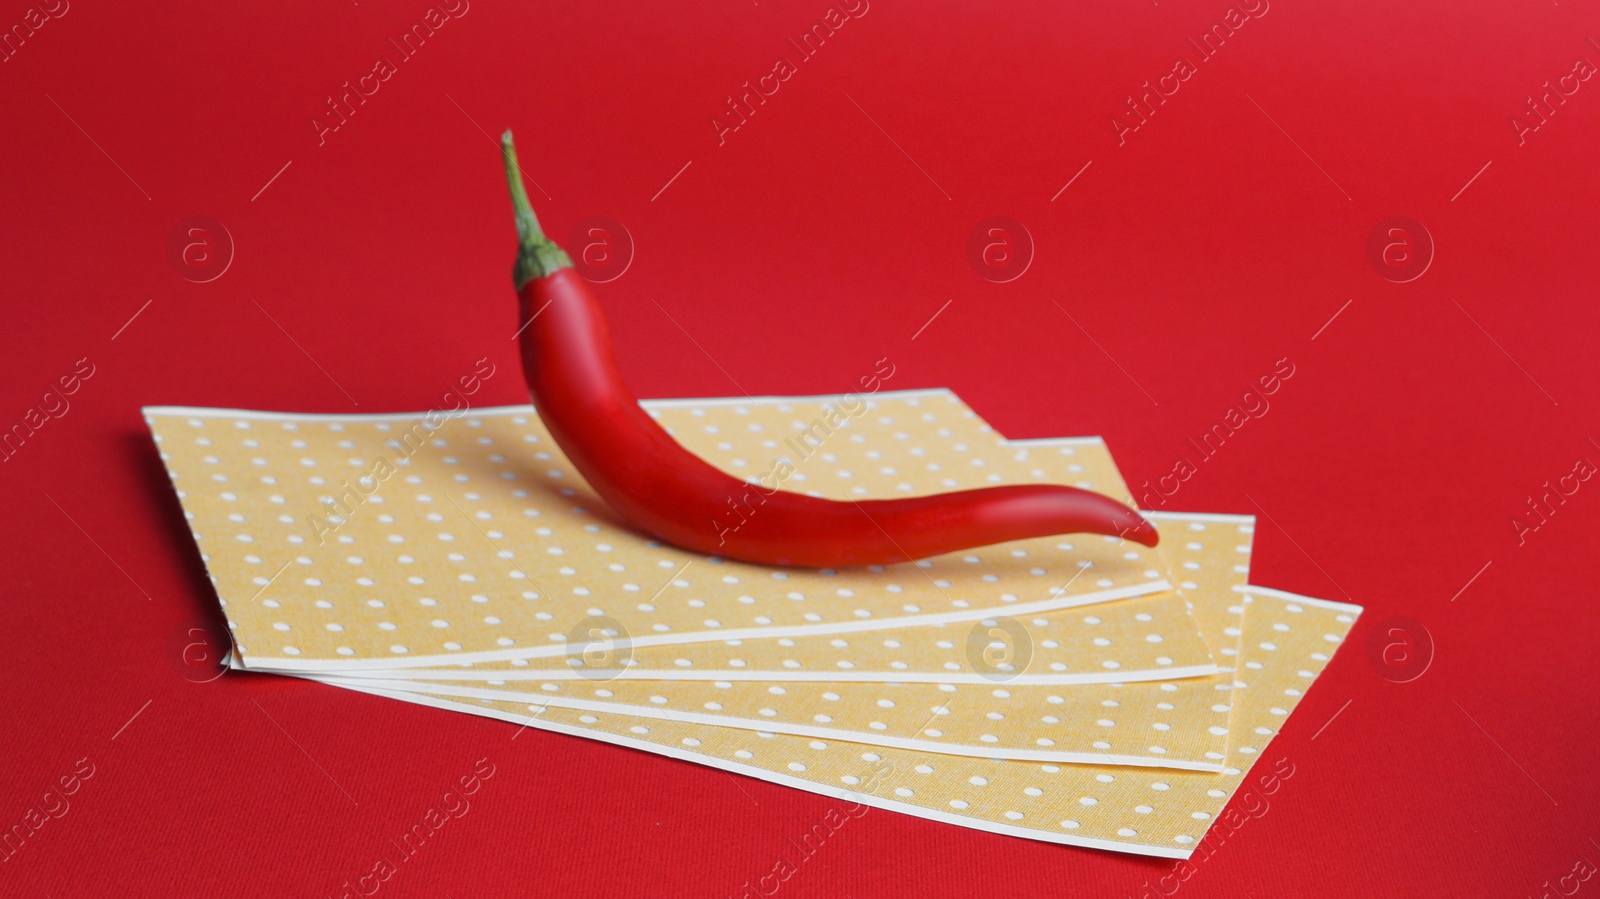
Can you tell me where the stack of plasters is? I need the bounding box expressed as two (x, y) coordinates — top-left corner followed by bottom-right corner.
(144, 388), (1359, 859)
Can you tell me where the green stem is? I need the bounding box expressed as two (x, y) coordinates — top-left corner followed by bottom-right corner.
(501, 130), (572, 289)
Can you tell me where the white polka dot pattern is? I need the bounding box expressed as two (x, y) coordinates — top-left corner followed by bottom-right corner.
(143, 390), (1173, 670)
(377, 512), (1254, 770)
(350, 585), (1210, 684)
(343, 586), (1359, 859)
(331, 425), (1213, 683)
(165, 387), (1353, 856)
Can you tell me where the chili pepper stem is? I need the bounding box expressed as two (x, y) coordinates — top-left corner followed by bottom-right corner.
(501, 130), (573, 289)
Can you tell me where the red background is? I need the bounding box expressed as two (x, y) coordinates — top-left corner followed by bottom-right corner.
(3, 0), (1598, 895)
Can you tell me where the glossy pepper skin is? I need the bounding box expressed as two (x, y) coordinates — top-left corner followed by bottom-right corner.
(501, 132), (1156, 568)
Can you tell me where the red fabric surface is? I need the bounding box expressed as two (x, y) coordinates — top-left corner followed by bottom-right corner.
(3, 0), (1597, 895)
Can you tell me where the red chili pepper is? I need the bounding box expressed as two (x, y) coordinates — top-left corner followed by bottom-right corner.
(500, 132), (1156, 567)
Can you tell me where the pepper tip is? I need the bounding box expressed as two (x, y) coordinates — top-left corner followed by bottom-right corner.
(1128, 514), (1160, 548)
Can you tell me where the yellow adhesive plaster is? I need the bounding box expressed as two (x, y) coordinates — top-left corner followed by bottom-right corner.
(340, 513), (1255, 770)
(145, 390), (1175, 671)
(330, 586), (1210, 685)
(299, 413), (1213, 685)
(333, 586), (1358, 859)
(1144, 513), (1252, 760)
